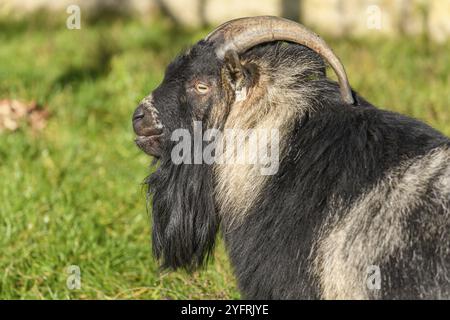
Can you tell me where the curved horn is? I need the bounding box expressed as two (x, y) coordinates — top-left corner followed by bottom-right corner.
(205, 16), (355, 105)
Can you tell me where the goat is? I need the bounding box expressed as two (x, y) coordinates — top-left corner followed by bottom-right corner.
(132, 16), (450, 299)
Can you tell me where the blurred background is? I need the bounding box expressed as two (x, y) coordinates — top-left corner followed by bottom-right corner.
(0, 0), (449, 299)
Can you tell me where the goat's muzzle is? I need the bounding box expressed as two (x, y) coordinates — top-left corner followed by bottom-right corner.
(133, 98), (163, 158)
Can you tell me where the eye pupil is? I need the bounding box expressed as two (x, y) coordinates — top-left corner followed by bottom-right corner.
(195, 83), (209, 93)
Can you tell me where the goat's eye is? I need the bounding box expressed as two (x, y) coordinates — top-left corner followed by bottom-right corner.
(194, 82), (210, 94)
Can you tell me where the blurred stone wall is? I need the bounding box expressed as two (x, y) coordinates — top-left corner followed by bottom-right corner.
(1, 0), (449, 42)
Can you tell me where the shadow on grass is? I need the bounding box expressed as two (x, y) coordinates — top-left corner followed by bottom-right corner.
(52, 36), (120, 89)
(51, 18), (199, 91)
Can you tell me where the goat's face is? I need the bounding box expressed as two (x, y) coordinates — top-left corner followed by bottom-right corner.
(132, 41), (257, 159)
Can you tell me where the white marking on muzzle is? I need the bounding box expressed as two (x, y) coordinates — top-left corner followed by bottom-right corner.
(140, 94), (163, 130)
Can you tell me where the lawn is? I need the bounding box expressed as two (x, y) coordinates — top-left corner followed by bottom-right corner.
(0, 13), (449, 299)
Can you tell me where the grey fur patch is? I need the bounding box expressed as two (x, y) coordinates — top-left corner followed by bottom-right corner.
(315, 146), (450, 299)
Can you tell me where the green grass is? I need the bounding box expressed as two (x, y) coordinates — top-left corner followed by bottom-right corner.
(0, 13), (449, 299)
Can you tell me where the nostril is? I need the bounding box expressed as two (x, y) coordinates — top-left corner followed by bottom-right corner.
(132, 106), (145, 122)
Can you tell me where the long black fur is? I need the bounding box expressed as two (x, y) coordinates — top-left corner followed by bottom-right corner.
(224, 95), (449, 298)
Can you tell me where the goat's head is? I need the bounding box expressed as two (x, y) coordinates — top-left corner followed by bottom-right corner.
(132, 16), (354, 159)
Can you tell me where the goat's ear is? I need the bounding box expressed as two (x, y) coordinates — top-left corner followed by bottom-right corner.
(224, 50), (245, 81)
(224, 50), (249, 101)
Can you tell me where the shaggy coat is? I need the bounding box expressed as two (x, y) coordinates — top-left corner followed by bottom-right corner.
(138, 41), (450, 299)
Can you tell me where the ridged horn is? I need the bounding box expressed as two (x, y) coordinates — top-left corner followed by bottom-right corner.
(205, 16), (355, 105)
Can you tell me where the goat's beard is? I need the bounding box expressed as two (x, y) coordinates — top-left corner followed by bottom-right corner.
(146, 155), (219, 271)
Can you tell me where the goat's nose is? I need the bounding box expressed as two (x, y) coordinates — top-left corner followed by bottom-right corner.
(132, 105), (145, 123)
(133, 103), (163, 137)
(132, 105), (146, 135)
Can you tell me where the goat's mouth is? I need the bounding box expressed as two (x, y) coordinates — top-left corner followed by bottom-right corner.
(135, 133), (163, 158)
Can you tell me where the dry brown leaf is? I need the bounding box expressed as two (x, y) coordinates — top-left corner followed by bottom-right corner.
(0, 99), (50, 133)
